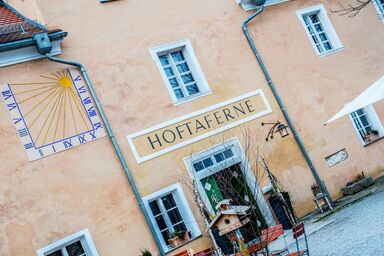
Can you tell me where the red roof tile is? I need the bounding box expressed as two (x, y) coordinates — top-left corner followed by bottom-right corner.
(0, 2), (62, 44)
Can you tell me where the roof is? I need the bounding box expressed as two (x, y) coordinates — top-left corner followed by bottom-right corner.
(0, 1), (61, 44)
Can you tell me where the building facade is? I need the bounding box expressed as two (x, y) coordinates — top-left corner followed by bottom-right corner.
(0, 0), (383, 255)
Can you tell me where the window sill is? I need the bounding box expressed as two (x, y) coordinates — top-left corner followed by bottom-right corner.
(318, 47), (344, 58)
(165, 234), (202, 254)
(173, 91), (212, 106)
(363, 136), (384, 147)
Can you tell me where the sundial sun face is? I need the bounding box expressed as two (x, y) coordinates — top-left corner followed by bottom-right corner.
(1, 68), (105, 161)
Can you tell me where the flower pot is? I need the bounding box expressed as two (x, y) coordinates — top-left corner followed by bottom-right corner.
(365, 133), (379, 143)
(341, 177), (373, 196)
(167, 231), (191, 248)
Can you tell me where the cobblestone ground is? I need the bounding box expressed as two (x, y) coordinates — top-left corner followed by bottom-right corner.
(291, 191), (384, 256)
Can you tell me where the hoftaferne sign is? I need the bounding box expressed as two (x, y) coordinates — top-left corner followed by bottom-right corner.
(127, 90), (272, 163)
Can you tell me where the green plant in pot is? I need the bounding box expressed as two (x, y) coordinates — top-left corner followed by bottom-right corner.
(139, 248), (152, 256)
(167, 230), (190, 248)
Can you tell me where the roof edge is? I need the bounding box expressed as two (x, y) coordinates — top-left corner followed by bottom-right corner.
(0, 30), (68, 52)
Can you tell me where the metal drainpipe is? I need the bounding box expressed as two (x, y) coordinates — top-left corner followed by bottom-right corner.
(44, 53), (166, 256)
(242, 6), (333, 205)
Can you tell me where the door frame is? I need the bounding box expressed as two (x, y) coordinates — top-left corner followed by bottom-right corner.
(183, 137), (275, 226)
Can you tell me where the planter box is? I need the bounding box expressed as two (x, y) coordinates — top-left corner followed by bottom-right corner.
(341, 177), (373, 196)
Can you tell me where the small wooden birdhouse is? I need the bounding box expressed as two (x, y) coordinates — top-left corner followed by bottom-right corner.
(207, 200), (251, 236)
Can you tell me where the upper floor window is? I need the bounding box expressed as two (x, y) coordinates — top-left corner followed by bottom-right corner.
(373, 0), (384, 18)
(37, 229), (99, 256)
(296, 4), (343, 56)
(350, 105), (384, 145)
(143, 183), (201, 252)
(150, 40), (211, 105)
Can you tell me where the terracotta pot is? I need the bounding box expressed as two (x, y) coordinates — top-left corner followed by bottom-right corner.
(168, 231), (191, 248)
(365, 133), (379, 142)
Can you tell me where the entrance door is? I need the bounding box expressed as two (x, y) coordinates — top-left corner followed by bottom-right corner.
(201, 163), (267, 243)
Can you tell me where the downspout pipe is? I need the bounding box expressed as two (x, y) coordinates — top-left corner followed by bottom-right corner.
(242, 6), (333, 205)
(44, 53), (166, 256)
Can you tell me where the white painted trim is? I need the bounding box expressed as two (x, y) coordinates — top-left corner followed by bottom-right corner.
(349, 104), (384, 145)
(149, 39), (211, 105)
(0, 40), (62, 67)
(36, 229), (99, 256)
(296, 4), (344, 57)
(183, 137), (276, 227)
(142, 183), (201, 253)
(127, 89), (272, 163)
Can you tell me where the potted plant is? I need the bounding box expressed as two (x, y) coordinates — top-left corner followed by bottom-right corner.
(341, 172), (373, 196)
(364, 130), (379, 143)
(167, 230), (191, 248)
(139, 249), (152, 256)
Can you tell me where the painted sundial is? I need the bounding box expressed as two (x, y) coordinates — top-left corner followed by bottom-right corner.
(1, 68), (105, 161)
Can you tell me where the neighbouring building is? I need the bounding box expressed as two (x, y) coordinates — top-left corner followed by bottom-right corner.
(0, 0), (383, 255)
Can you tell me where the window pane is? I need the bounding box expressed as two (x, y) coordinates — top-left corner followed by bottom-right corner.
(161, 230), (170, 245)
(173, 222), (187, 232)
(177, 63), (189, 73)
(314, 24), (323, 33)
(171, 51), (185, 62)
(214, 152), (225, 163)
(164, 67), (174, 77)
(193, 162), (204, 172)
(356, 109), (364, 116)
(223, 149), (234, 159)
(65, 241), (85, 256)
(159, 55), (170, 66)
(319, 33), (327, 41)
(311, 35), (319, 44)
(360, 115), (370, 127)
(324, 42), (332, 50)
(186, 84), (199, 95)
(173, 89), (184, 99)
(202, 158), (214, 168)
(167, 208), (183, 224)
(155, 214), (168, 230)
(47, 250), (63, 256)
(310, 14), (319, 23)
(181, 74), (194, 84)
(161, 194), (176, 210)
(303, 16), (310, 25)
(149, 200), (161, 216)
(168, 78), (179, 88)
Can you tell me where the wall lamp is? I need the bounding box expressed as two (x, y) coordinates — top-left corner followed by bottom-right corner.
(261, 121), (289, 141)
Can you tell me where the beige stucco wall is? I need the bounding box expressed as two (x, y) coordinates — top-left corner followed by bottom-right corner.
(0, 0), (383, 255)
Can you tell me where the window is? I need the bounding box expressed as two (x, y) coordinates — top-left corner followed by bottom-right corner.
(143, 183), (201, 252)
(297, 5), (343, 56)
(150, 40), (211, 104)
(373, 0), (384, 19)
(350, 105), (384, 145)
(193, 148), (235, 172)
(36, 229), (99, 256)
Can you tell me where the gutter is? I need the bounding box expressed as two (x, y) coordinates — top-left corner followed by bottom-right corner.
(0, 31), (68, 52)
(43, 53), (166, 256)
(242, 5), (333, 205)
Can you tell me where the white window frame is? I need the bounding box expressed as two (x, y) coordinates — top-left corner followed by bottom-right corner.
(296, 4), (344, 57)
(36, 229), (99, 256)
(373, 0), (384, 22)
(143, 183), (201, 253)
(149, 39), (211, 105)
(349, 105), (384, 145)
